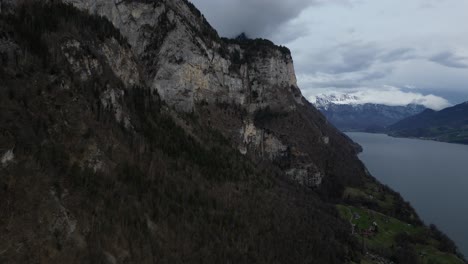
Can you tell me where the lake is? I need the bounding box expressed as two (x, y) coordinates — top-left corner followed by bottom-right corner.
(347, 132), (468, 257)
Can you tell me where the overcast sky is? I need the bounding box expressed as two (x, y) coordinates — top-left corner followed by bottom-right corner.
(191, 0), (468, 109)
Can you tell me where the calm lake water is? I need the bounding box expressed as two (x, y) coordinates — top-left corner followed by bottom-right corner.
(347, 132), (468, 257)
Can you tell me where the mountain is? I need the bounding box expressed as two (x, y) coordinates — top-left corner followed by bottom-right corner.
(313, 93), (427, 132)
(389, 101), (468, 144)
(0, 1), (464, 263)
(60, 0), (365, 188)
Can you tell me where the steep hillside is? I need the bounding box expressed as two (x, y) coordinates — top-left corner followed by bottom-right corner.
(0, 1), (465, 263)
(0, 3), (358, 262)
(59, 0), (371, 189)
(389, 102), (468, 144)
(313, 94), (426, 132)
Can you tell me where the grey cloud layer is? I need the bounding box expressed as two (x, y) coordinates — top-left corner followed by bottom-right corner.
(191, 0), (350, 38)
(297, 42), (411, 77)
(297, 41), (466, 89)
(430, 51), (468, 69)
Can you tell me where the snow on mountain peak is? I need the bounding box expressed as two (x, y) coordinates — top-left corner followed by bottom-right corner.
(312, 93), (361, 109)
(311, 88), (450, 110)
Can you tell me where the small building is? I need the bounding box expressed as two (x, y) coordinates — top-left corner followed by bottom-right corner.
(353, 213), (361, 220)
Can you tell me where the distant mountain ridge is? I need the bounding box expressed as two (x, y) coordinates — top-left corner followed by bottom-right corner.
(389, 101), (468, 144)
(313, 93), (427, 132)
(313, 93), (361, 110)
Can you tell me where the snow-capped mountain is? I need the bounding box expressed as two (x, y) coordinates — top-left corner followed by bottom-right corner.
(312, 93), (427, 132)
(313, 94), (361, 110)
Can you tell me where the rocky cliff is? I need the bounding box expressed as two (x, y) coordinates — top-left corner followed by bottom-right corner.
(61, 0), (365, 188)
(65, 0), (299, 110)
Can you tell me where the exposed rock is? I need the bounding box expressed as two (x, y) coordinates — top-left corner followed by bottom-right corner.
(100, 37), (141, 88)
(365, 253), (395, 264)
(103, 251), (117, 264)
(47, 190), (78, 245)
(239, 121), (288, 160)
(101, 88), (133, 130)
(286, 165), (323, 187)
(64, 0), (301, 112)
(62, 39), (103, 82)
(322, 136), (330, 145)
(1, 149), (14, 167)
(61, 0), (332, 185)
(81, 144), (105, 172)
(263, 133), (288, 160)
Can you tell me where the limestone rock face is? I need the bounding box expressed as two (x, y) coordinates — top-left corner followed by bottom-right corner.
(64, 0), (301, 111)
(61, 0), (362, 187)
(62, 39), (104, 82)
(1, 149), (14, 167)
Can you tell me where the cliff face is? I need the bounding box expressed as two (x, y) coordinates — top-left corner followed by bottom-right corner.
(63, 0), (364, 188)
(65, 0), (300, 110)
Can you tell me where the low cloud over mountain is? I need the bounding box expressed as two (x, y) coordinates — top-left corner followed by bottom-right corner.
(310, 86), (451, 110)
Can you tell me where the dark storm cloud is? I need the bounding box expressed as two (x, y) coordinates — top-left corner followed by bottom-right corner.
(430, 51), (468, 69)
(190, 0), (351, 38)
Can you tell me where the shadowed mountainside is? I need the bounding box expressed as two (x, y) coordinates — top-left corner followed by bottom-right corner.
(389, 102), (468, 144)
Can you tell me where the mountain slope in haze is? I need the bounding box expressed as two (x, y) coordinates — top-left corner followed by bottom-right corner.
(389, 101), (468, 144)
(313, 93), (427, 132)
(0, 1), (465, 263)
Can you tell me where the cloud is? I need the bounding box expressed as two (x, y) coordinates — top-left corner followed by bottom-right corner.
(310, 86), (451, 110)
(297, 69), (391, 90)
(380, 48), (416, 62)
(331, 42), (381, 73)
(297, 42), (417, 75)
(419, 0), (446, 9)
(191, 0), (352, 38)
(430, 51), (468, 69)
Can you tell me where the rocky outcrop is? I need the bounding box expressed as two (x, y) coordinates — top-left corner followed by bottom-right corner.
(60, 0), (363, 187)
(66, 0), (301, 112)
(1, 149), (14, 167)
(239, 120), (288, 160)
